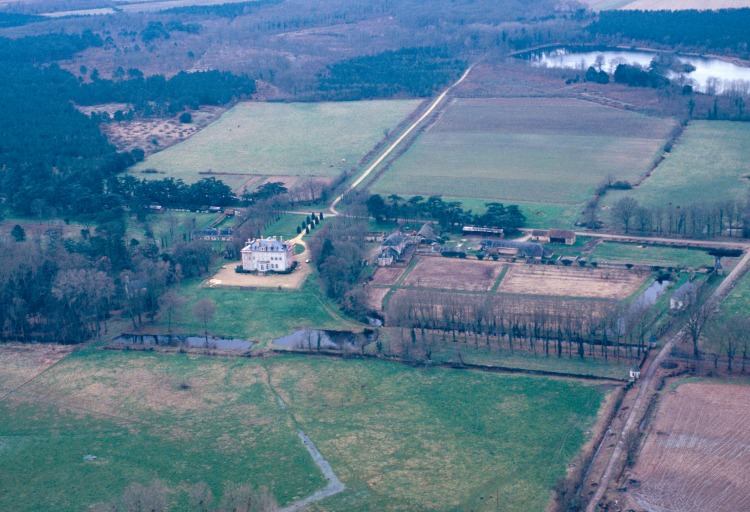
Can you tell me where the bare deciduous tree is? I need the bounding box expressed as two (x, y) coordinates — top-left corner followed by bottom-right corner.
(193, 297), (217, 343)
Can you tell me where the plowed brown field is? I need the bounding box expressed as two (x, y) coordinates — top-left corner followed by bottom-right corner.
(630, 382), (750, 512)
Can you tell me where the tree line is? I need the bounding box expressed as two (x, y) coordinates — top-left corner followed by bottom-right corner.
(589, 9), (750, 57)
(386, 289), (657, 363)
(609, 196), (748, 238)
(366, 194), (525, 233)
(316, 47), (466, 100)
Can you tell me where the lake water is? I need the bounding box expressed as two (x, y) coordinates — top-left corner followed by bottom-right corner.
(113, 334), (253, 350)
(526, 47), (750, 93)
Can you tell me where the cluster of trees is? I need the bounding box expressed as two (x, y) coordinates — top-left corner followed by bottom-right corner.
(609, 196), (748, 238)
(113, 176), (235, 211)
(317, 47), (466, 100)
(590, 9), (750, 56)
(613, 63), (670, 89)
(163, 0), (283, 18)
(76, 69), (256, 117)
(308, 203), (369, 308)
(140, 20), (201, 44)
(386, 290), (655, 362)
(0, 30), (102, 62)
(366, 194), (525, 232)
(0, 12), (44, 28)
(585, 66), (609, 84)
(0, 203), (223, 343)
(93, 478), (277, 512)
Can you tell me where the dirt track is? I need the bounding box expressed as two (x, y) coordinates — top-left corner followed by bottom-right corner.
(585, 247), (750, 511)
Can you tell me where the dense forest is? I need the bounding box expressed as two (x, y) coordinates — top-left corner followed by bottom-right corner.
(317, 47), (466, 100)
(162, 0), (284, 19)
(590, 9), (750, 56)
(0, 30), (255, 217)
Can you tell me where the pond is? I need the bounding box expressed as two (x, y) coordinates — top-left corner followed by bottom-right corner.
(524, 47), (750, 93)
(272, 329), (377, 351)
(112, 334), (253, 350)
(617, 279), (671, 335)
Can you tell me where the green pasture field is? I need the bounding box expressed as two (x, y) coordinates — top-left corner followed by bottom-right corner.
(0, 349), (324, 512)
(262, 213), (329, 242)
(0, 350), (606, 512)
(370, 98), (675, 228)
(718, 269), (750, 318)
(603, 121), (750, 210)
(130, 100), (421, 190)
(589, 241), (715, 267)
(127, 211), (220, 247)
(268, 355), (606, 511)
(171, 277), (345, 343)
(443, 197), (582, 230)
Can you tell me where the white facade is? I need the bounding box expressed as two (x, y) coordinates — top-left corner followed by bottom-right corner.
(241, 237), (296, 272)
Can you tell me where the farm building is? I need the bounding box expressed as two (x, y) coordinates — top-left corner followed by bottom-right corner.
(530, 229), (576, 245)
(670, 281), (698, 310)
(418, 222), (439, 242)
(480, 240), (551, 259)
(376, 233), (408, 266)
(462, 226), (504, 237)
(192, 227), (235, 242)
(381, 233), (407, 255)
(241, 236), (296, 272)
(365, 232), (386, 243)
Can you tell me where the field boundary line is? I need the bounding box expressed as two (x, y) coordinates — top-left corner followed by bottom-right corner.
(490, 265), (510, 293)
(0, 347), (77, 403)
(262, 361), (346, 511)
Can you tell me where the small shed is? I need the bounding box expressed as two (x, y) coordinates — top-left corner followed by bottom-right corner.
(462, 226), (504, 237)
(365, 232), (385, 243)
(549, 229), (576, 245)
(629, 366), (641, 382)
(670, 281), (698, 310)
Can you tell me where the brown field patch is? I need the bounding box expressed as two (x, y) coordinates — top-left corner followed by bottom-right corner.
(402, 257), (504, 292)
(0, 344), (73, 394)
(100, 106), (225, 155)
(497, 264), (647, 299)
(370, 266), (406, 286)
(387, 288), (615, 320)
(629, 382), (750, 512)
(365, 287), (390, 310)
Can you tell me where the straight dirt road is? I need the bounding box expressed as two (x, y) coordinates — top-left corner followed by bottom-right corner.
(328, 64), (475, 215)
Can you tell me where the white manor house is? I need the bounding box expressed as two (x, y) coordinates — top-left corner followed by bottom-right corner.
(240, 236), (296, 272)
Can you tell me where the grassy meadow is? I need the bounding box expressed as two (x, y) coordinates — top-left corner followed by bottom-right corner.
(171, 277), (346, 343)
(370, 98), (675, 228)
(589, 242), (715, 268)
(718, 269), (750, 318)
(604, 121), (750, 210)
(0, 345), (607, 512)
(130, 100), (420, 191)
